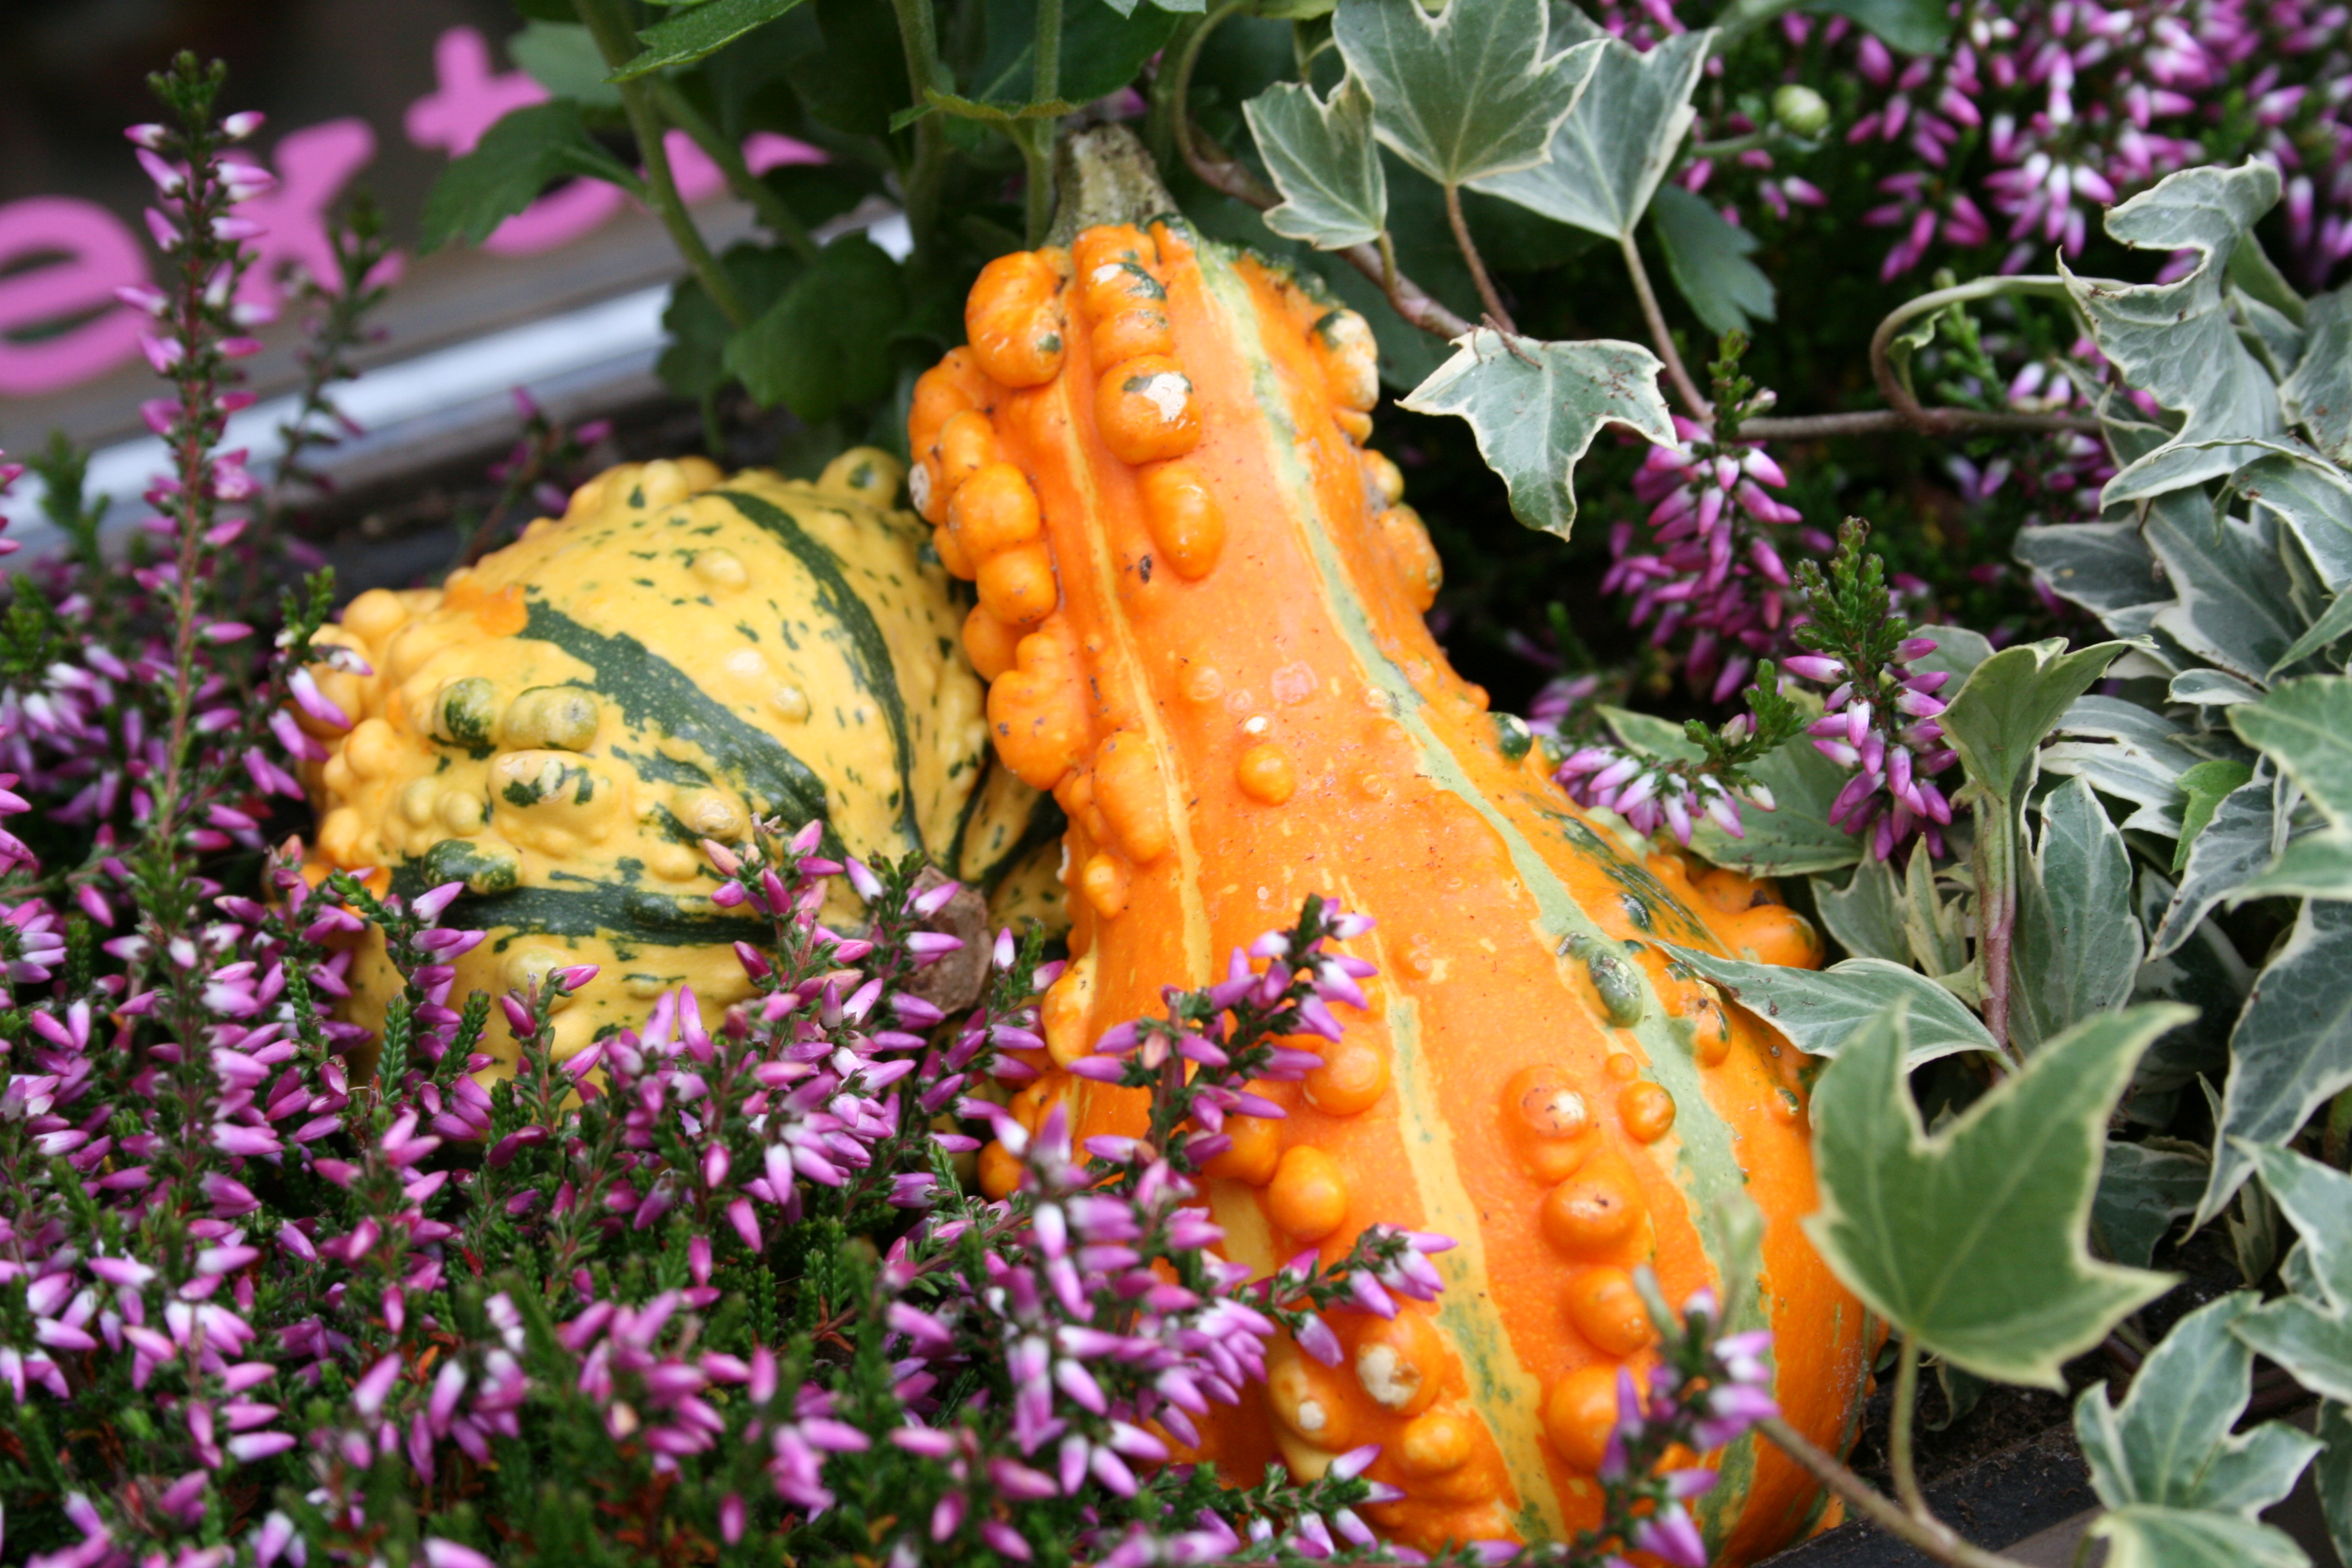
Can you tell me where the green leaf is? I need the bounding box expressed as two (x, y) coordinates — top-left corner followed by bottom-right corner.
(2231, 450), (2352, 592)
(1332, 0), (1599, 187)
(1648, 184), (1775, 336)
(785, 0), (909, 138)
(418, 102), (641, 252)
(1659, 946), (1999, 1067)
(2176, 759), (2257, 872)
(1804, 1002), (2184, 1388)
(1794, 0), (1952, 53)
(1397, 328), (1674, 539)
(2283, 288), (2352, 467)
(2077, 1292), (2319, 1516)
(610, 0), (808, 80)
(1817, 855), (1907, 964)
(2062, 162), (2287, 507)
(2011, 776), (2144, 1054)
(1691, 732), (1863, 877)
(1471, 29), (1710, 240)
(2198, 900), (2352, 1224)
(2092, 1140), (2208, 1267)
(656, 243), (803, 400)
(1939, 637), (2129, 809)
(1245, 77), (1388, 250)
(2231, 676), (2352, 828)
(724, 235), (906, 424)
(509, 21), (625, 108)
(2234, 832), (2352, 902)
(956, 0), (1184, 118)
(2089, 1506), (2310, 1568)
(2152, 776), (2276, 958)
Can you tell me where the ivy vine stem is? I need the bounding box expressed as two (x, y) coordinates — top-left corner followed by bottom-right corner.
(574, 0), (747, 327)
(1620, 227), (1712, 419)
(1890, 1338), (1929, 1520)
(1446, 182), (1515, 335)
(1759, 1416), (2038, 1568)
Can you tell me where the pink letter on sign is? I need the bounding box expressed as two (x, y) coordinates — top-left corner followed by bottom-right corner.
(405, 26), (622, 256)
(0, 198), (149, 396)
(227, 118), (380, 313)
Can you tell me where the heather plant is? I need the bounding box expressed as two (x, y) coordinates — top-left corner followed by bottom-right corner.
(14, 0), (2352, 1564)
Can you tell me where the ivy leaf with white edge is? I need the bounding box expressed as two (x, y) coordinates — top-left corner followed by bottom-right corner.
(1650, 183), (1776, 336)
(1805, 1002), (2185, 1388)
(2089, 1507), (2311, 1568)
(2076, 1292), (2319, 1517)
(1817, 855), (1908, 964)
(2197, 900), (2352, 1224)
(2011, 776), (2145, 1054)
(2093, 1139), (2209, 1267)
(1244, 76), (1388, 251)
(1398, 329), (1674, 539)
(2230, 450), (2352, 593)
(2282, 287), (2352, 467)
(2063, 161), (2287, 508)
(2151, 775), (2276, 958)
(1331, 0), (1601, 188)
(2231, 676), (2352, 826)
(2014, 520), (2169, 632)
(2233, 833), (2352, 903)
(1694, 733), (1862, 876)
(2234, 1145), (2352, 1408)
(1939, 638), (2130, 809)
(2176, 759), (2256, 872)
(1471, 28), (1711, 241)
(1658, 946), (1998, 1067)
(2144, 486), (2314, 687)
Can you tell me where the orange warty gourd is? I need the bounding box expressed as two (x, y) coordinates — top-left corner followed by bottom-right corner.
(910, 203), (1868, 1559)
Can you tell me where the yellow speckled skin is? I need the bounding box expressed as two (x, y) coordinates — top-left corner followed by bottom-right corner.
(301, 449), (1053, 1074)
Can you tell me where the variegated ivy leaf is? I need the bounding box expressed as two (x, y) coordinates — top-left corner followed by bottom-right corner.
(1659, 946), (1998, 1067)
(1471, 28), (1710, 240)
(2282, 287), (2352, 467)
(2011, 777), (2144, 1054)
(2063, 162), (2287, 508)
(2236, 1145), (2352, 1402)
(2014, 518), (2168, 630)
(1817, 855), (1907, 964)
(2151, 775), (2276, 958)
(2146, 481), (2315, 687)
(2176, 759), (2255, 872)
(2230, 449), (2352, 592)
(1939, 638), (2130, 808)
(1397, 329), (1673, 538)
(2077, 1293), (2319, 1518)
(1332, 0), (1601, 188)
(2231, 676), (2352, 827)
(2089, 1507), (2311, 1568)
(2233, 832), (2352, 902)
(1806, 1003), (2185, 1388)
(2092, 1139), (2209, 1267)
(1245, 77), (1388, 251)
(2197, 900), (2352, 1224)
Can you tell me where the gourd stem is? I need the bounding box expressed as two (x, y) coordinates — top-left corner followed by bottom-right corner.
(1050, 124), (1178, 241)
(1890, 1338), (1929, 1520)
(651, 76), (818, 261)
(1620, 228), (1711, 420)
(888, 0), (952, 269)
(1445, 181), (1515, 336)
(1758, 1415), (2037, 1568)
(574, 0), (749, 328)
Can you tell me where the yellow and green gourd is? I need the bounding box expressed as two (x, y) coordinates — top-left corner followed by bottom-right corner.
(301, 449), (1059, 1075)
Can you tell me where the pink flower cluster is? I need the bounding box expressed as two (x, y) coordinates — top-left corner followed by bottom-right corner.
(1604, 418), (1823, 704)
